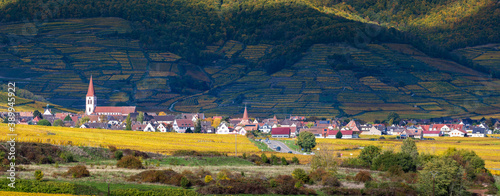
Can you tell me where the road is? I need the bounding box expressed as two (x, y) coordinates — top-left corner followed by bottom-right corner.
(266, 140), (303, 154)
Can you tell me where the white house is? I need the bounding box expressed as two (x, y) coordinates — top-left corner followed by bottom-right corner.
(143, 123), (156, 132)
(259, 123), (272, 133)
(360, 126), (382, 135)
(470, 127), (486, 137)
(173, 119), (194, 133)
(157, 123), (167, 132)
(216, 122), (231, 134)
(449, 129), (465, 137)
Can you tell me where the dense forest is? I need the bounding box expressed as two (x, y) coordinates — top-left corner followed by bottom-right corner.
(0, 0), (499, 75)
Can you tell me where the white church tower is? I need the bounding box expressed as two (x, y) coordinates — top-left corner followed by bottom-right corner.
(86, 76), (96, 115)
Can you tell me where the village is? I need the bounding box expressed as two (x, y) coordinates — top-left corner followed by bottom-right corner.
(1, 76), (498, 140)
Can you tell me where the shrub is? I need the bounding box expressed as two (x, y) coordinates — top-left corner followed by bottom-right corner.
(292, 156), (300, 164)
(242, 153), (247, 159)
(309, 168), (329, 183)
(117, 155), (143, 169)
(34, 170), (44, 181)
(204, 175), (213, 183)
(180, 176), (191, 188)
(66, 165), (90, 178)
(108, 145), (117, 152)
(281, 157), (288, 165)
(294, 181), (303, 188)
(59, 152), (74, 163)
(340, 157), (366, 168)
(114, 151), (123, 160)
(321, 176), (341, 187)
(128, 169), (180, 185)
(270, 154), (280, 165)
(261, 153), (268, 164)
(273, 175), (299, 195)
(216, 169), (231, 181)
(354, 171), (372, 183)
(359, 145), (381, 166)
(111, 188), (199, 196)
(0, 179), (102, 195)
(292, 168), (309, 183)
(311, 148), (338, 174)
(197, 177), (268, 195)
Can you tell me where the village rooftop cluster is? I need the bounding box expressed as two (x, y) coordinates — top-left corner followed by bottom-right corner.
(1, 76), (499, 139)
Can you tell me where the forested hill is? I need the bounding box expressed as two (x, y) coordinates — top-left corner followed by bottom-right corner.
(1, 0), (500, 120)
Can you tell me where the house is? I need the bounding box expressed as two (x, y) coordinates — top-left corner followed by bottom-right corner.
(216, 122), (232, 134)
(143, 123), (156, 132)
(152, 115), (175, 124)
(271, 127), (291, 138)
(422, 131), (441, 137)
(361, 126), (382, 135)
(19, 112), (33, 117)
(200, 121), (215, 133)
(233, 126), (247, 135)
(259, 123), (272, 133)
(83, 123), (109, 129)
(181, 113), (205, 122)
(157, 123), (168, 132)
(360, 124), (372, 132)
(387, 125), (404, 135)
(326, 130), (357, 139)
(132, 123), (148, 131)
(449, 129), (466, 137)
(470, 127), (486, 137)
(173, 119), (194, 133)
(85, 76), (136, 115)
(299, 128), (326, 138)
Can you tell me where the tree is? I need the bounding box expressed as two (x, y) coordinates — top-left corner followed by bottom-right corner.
(33, 110), (42, 119)
(64, 115), (72, 121)
(335, 131), (343, 139)
(401, 138), (419, 160)
(158, 111), (166, 116)
(311, 147), (338, 174)
(125, 114), (131, 130)
(296, 131), (316, 152)
(185, 128), (193, 133)
(80, 116), (90, 125)
(53, 119), (64, 127)
(37, 119), (51, 126)
(261, 153), (268, 164)
(212, 118), (221, 128)
(359, 145), (381, 166)
(137, 112), (144, 123)
(194, 119), (202, 133)
(386, 112), (400, 125)
(306, 122), (314, 128)
(2, 118), (8, 123)
(418, 156), (465, 196)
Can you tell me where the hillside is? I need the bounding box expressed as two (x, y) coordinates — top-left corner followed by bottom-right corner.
(1, 0), (499, 120)
(0, 85), (77, 113)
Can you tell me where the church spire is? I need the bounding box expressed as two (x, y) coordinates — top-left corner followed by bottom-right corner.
(86, 75), (95, 97)
(242, 106), (248, 120)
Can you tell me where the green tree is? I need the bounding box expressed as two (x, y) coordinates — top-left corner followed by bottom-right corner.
(401, 138), (419, 160)
(33, 110), (42, 119)
(185, 128), (193, 133)
(37, 119), (51, 126)
(292, 168), (309, 183)
(80, 116), (90, 124)
(261, 153), (268, 164)
(53, 119), (64, 127)
(64, 115), (72, 121)
(34, 170), (44, 181)
(359, 145), (381, 166)
(335, 131), (343, 139)
(418, 156), (466, 196)
(386, 112), (400, 125)
(306, 122), (314, 128)
(296, 131), (316, 152)
(125, 114), (131, 130)
(2, 118), (8, 123)
(137, 112), (144, 123)
(194, 119), (202, 133)
(281, 157), (288, 165)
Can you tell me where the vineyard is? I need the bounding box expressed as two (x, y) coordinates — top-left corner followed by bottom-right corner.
(1, 17), (500, 120)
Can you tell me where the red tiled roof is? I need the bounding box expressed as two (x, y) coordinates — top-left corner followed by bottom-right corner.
(87, 75), (95, 97)
(327, 130), (353, 136)
(175, 119), (194, 127)
(419, 125), (430, 131)
(422, 131), (440, 134)
(94, 106), (136, 114)
(271, 127), (291, 135)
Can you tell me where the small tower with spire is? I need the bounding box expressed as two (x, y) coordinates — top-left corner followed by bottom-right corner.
(86, 75), (96, 115)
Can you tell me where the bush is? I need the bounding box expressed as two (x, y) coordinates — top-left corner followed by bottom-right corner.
(321, 176), (341, 187)
(66, 165), (90, 178)
(115, 151), (123, 160)
(128, 169), (180, 185)
(59, 152), (74, 163)
(108, 145), (117, 152)
(359, 145), (381, 166)
(117, 155), (143, 169)
(261, 153), (268, 164)
(204, 175), (212, 183)
(371, 151), (416, 172)
(111, 188), (199, 196)
(292, 168), (309, 183)
(242, 153), (247, 159)
(309, 168), (329, 183)
(180, 176), (191, 188)
(0, 179), (102, 195)
(270, 154), (280, 165)
(34, 170), (44, 181)
(354, 171), (372, 183)
(281, 157), (288, 165)
(273, 175), (299, 195)
(340, 157), (366, 168)
(292, 156), (300, 164)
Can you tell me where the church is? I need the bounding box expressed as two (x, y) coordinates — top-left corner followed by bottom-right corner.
(85, 76), (136, 116)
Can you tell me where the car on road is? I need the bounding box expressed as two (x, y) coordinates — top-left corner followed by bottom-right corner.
(288, 151), (292, 153)
(276, 146), (281, 151)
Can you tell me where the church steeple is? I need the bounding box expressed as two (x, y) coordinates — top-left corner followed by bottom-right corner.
(243, 106), (248, 120)
(86, 75), (95, 97)
(86, 75), (96, 115)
